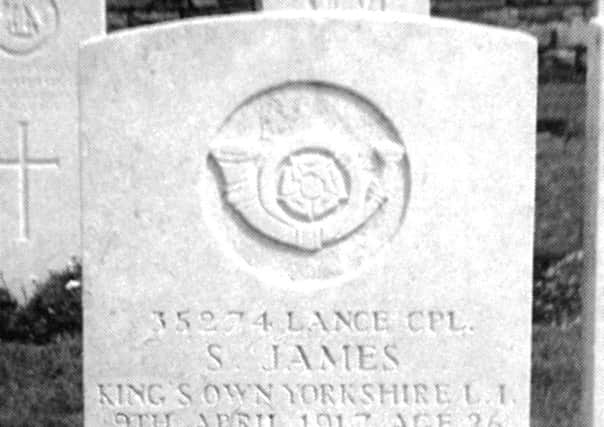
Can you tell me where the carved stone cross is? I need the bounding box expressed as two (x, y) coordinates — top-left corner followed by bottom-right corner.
(0, 0), (104, 300)
(0, 121), (60, 242)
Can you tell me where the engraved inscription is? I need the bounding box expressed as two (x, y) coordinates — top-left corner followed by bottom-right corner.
(149, 309), (473, 336)
(308, 0), (386, 10)
(0, 121), (60, 241)
(94, 308), (512, 426)
(0, 0), (59, 54)
(96, 380), (513, 427)
(146, 308), (474, 373)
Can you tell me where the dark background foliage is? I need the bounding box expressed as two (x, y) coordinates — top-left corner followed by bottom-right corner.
(0, 265), (81, 345)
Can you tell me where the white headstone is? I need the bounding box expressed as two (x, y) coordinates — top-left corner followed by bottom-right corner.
(82, 12), (536, 427)
(0, 0), (104, 298)
(260, 0), (429, 14)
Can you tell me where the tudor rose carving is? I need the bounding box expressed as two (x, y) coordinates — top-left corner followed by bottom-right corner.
(278, 149), (348, 222)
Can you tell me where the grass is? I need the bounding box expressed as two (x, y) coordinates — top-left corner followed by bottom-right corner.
(535, 132), (584, 258)
(531, 324), (582, 427)
(0, 325), (583, 427)
(0, 335), (82, 427)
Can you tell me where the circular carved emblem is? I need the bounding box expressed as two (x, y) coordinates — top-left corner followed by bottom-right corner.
(0, 0), (59, 55)
(204, 82), (410, 283)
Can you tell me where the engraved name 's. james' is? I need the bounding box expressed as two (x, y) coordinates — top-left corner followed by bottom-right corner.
(0, 0), (59, 54)
(211, 135), (404, 251)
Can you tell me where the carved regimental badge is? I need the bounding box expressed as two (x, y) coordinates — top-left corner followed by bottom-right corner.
(206, 83), (409, 281)
(209, 83), (408, 254)
(0, 0), (59, 55)
(212, 136), (403, 251)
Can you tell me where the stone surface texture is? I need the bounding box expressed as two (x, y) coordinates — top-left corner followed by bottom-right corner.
(0, 0), (104, 299)
(260, 0), (429, 14)
(82, 13), (536, 427)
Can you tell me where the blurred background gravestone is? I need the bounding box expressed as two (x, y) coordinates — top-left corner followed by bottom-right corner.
(0, 0), (105, 301)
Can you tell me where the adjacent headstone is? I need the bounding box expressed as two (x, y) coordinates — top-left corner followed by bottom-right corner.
(82, 12), (536, 427)
(583, 9), (604, 426)
(259, 0), (429, 15)
(0, 0), (104, 298)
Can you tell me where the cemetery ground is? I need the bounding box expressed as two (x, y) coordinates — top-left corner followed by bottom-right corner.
(0, 85), (586, 425)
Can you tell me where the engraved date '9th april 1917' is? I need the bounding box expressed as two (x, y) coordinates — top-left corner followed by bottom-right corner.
(97, 381), (513, 427)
